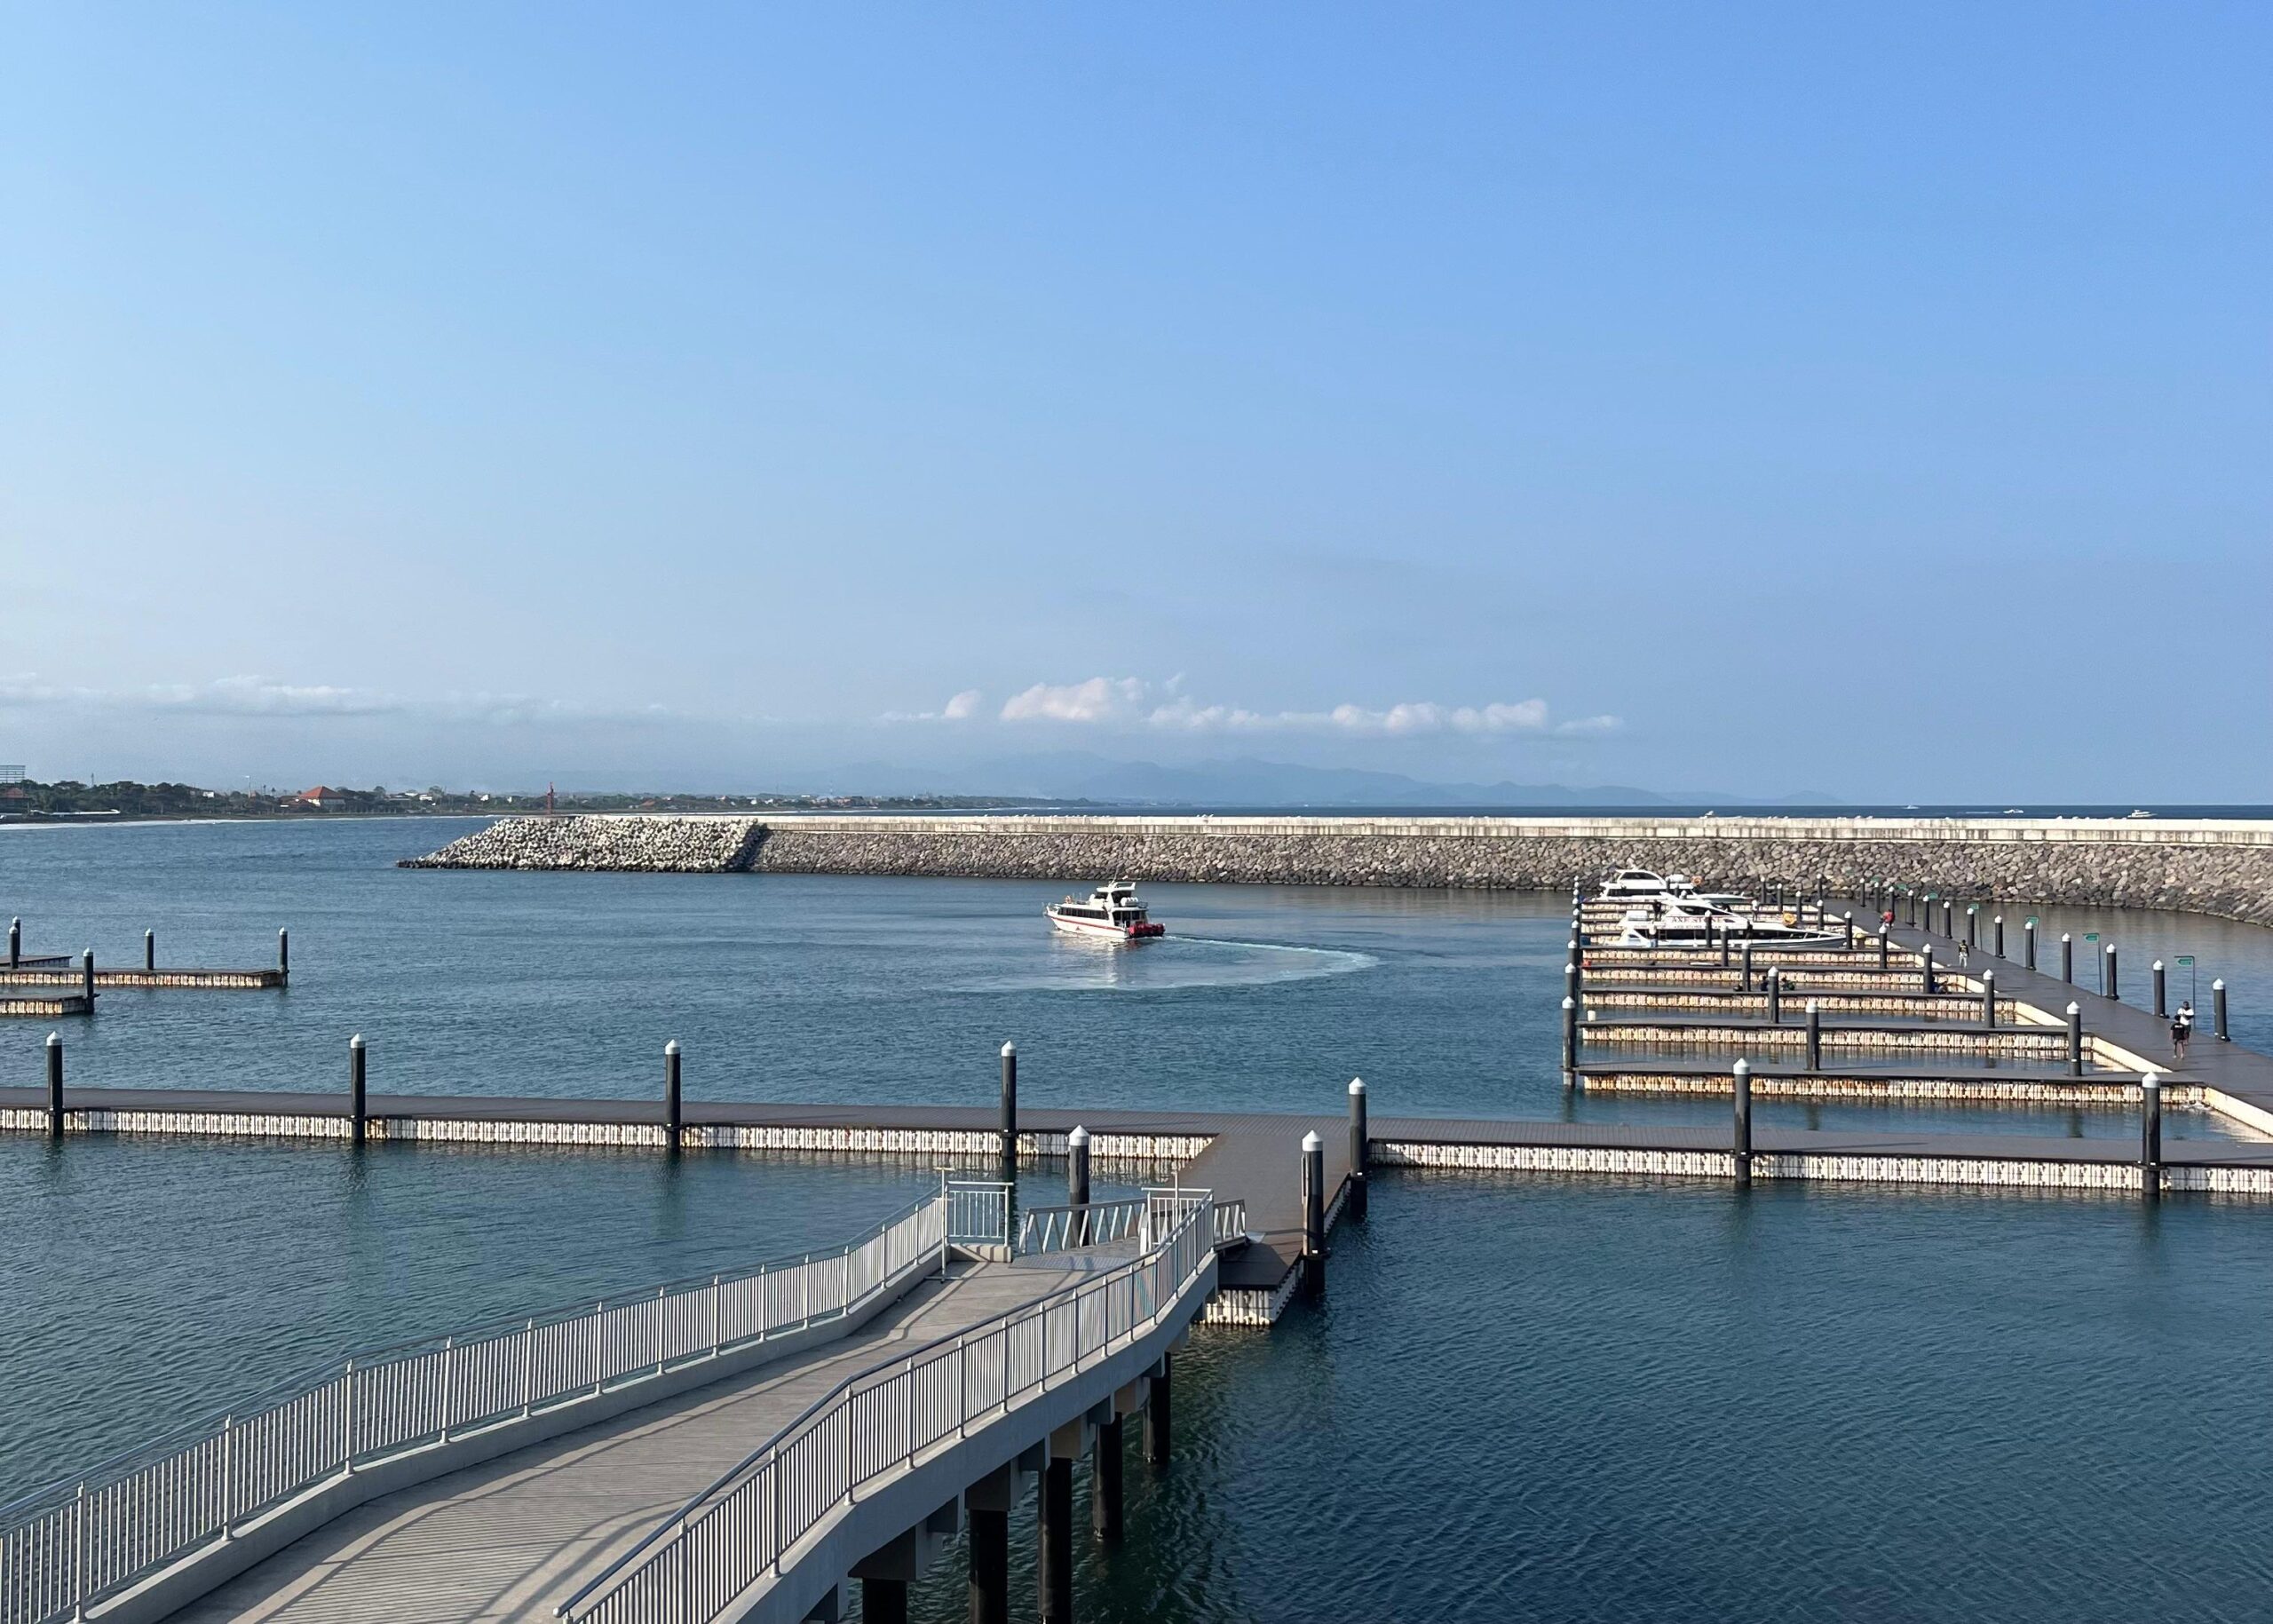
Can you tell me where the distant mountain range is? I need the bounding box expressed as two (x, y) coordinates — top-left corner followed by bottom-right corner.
(807, 752), (1837, 809)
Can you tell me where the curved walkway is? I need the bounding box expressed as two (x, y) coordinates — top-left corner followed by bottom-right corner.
(165, 1257), (1110, 1623)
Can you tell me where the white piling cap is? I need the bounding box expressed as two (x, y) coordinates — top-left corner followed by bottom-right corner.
(1000, 1041), (1016, 1058)
(2153, 960), (2164, 970)
(2106, 942), (2117, 952)
(1733, 1058), (1750, 1077)
(1069, 1125), (1089, 1147)
(45, 1031), (59, 1046)
(1806, 998), (1819, 1011)
(2062, 931), (2071, 941)
(665, 1039), (680, 1056)
(2214, 978), (2226, 990)
(2142, 1070), (2161, 1089)
(1984, 970), (1995, 981)
(350, 1033), (364, 1050)
(1349, 1077), (1366, 1097)
(2067, 1002), (2080, 1015)
(1562, 995), (1575, 1010)
(1302, 1130), (1322, 1152)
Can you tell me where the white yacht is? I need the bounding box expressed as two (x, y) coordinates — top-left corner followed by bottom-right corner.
(1612, 902), (1840, 950)
(1596, 868), (1698, 902)
(1045, 881), (1165, 941)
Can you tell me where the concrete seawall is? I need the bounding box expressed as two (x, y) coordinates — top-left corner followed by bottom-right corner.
(402, 813), (2273, 926)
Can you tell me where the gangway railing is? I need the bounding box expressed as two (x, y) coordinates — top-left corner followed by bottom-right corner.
(1015, 1189), (1248, 1256)
(945, 1179), (1013, 1250)
(557, 1190), (1219, 1624)
(0, 1188), (955, 1624)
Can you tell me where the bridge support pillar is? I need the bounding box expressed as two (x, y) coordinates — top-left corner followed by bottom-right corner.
(1144, 1355), (1171, 1470)
(861, 1579), (908, 1624)
(1093, 1414), (1125, 1539)
(967, 1467), (1015, 1624)
(1038, 1455), (1075, 1623)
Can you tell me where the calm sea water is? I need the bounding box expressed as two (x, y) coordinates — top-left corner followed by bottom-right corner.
(6, 819), (2273, 1617)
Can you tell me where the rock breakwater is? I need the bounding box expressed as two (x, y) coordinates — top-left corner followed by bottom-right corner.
(403, 814), (2273, 928)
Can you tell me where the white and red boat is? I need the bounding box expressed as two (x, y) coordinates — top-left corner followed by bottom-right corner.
(1045, 881), (1165, 940)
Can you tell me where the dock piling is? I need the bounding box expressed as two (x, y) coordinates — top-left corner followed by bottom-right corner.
(1739, 941), (1754, 992)
(1842, 912), (1855, 950)
(1804, 1000), (1822, 1069)
(2141, 1071), (2162, 1198)
(1765, 967), (1783, 1025)
(1942, 899), (1953, 937)
(81, 949), (94, 1011)
(1561, 995), (1578, 1080)
(1966, 906), (1978, 949)
(2152, 961), (2166, 1018)
(7, 916), (17, 969)
(349, 1034), (367, 1144)
(1300, 1131), (1326, 1301)
(45, 1032), (63, 1139)
(2062, 933), (2073, 983)
(1067, 1125), (1090, 1222)
(998, 1042), (1018, 1178)
(663, 1040), (682, 1146)
(1348, 1079), (1369, 1220)
(1921, 948), (1936, 995)
(2105, 943), (2119, 1001)
(1731, 1059), (1752, 1187)
(2067, 1003), (2083, 1077)
(2214, 978), (2229, 1042)
(1877, 923), (1889, 969)
(1981, 970), (1997, 1030)
(145, 930), (155, 973)
(2024, 919), (2037, 970)
(1993, 915), (2005, 958)
(278, 928), (289, 982)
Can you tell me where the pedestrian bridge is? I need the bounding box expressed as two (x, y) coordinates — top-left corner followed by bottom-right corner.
(2, 1186), (1222, 1624)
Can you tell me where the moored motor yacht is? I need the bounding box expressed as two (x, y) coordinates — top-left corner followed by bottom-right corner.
(1612, 902), (1840, 950)
(1045, 881), (1166, 940)
(1596, 868), (1699, 902)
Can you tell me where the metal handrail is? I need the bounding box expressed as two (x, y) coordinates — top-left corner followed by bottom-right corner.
(944, 1179), (1013, 1248)
(557, 1189), (1217, 1623)
(1016, 1195), (1148, 1254)
(0, 1189), (956, 1624)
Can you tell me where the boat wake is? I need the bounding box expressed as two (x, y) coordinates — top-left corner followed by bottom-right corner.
(968, 932), (1377, 993)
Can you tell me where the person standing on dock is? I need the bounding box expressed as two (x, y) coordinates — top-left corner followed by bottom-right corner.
(2174, 1002), (2195, 1064)
(1957, 939), (1970, 970)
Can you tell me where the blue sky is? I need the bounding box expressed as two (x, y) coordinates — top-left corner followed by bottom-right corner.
(4, 3), (2267, 799)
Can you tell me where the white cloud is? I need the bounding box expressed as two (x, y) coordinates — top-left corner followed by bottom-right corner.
(1554, 713), (1624, 735)
(882, 688), (986, 724)
(999, 677), (1150, 724)
(0, 674), (684, 728)
(979, 677), (1592, 736)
